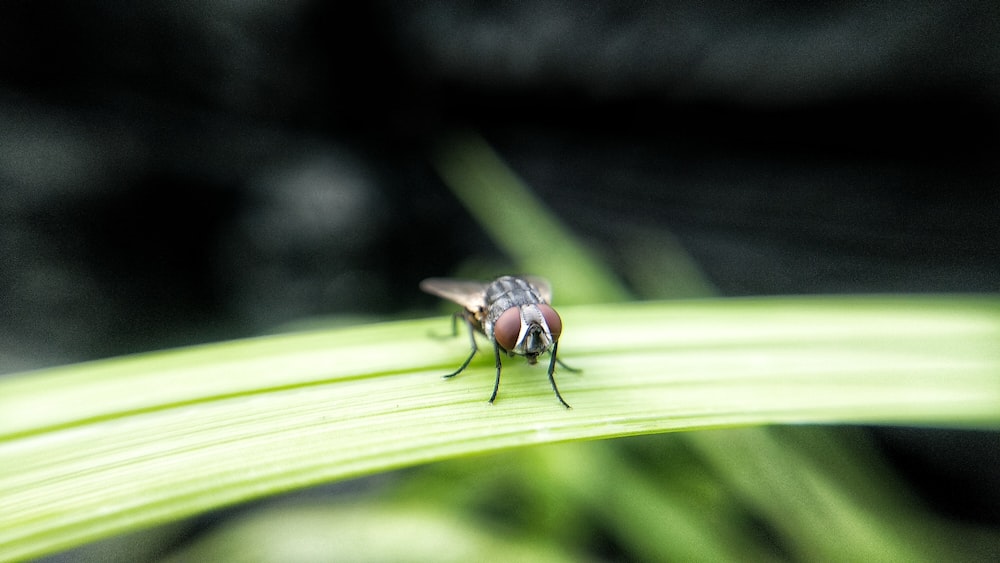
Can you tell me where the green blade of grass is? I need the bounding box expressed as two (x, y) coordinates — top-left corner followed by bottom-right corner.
(1, 295), (999, 560)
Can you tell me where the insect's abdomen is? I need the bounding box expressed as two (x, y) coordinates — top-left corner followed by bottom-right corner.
(484, 276), (543, 324)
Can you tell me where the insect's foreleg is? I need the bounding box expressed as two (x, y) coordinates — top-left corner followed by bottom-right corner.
(443, 313), (478, 379)
(547, 342), (572, 408)
(488, 339), (503, 404)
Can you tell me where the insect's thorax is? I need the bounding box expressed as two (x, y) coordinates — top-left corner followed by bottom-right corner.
(483, 276), (545, 325)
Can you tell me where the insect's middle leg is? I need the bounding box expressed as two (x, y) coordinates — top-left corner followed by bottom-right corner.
(547, 341), (572, 409)
(488, 339), (503, 404)
(443, 313), (479, 379)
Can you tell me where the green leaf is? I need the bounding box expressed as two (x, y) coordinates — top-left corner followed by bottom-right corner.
(1, 295), (998, 560)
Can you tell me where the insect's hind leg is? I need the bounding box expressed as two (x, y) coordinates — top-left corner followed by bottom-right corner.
(429, 311), (466, 341)
(555, 357), (581, 373)
(443, 313), (479, 378)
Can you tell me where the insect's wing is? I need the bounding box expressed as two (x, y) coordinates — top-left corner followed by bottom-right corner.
(521, 275), (553, 303)
(419, 278), (489, 311)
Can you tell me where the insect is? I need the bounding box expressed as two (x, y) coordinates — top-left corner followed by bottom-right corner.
(420, 275), (577, 408)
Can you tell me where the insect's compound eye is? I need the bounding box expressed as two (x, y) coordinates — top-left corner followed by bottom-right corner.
(494, 307), (522, 352)
(538, 304), (562, 341)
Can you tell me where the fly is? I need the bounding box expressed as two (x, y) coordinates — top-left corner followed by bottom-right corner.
(420, 275), (577, 408)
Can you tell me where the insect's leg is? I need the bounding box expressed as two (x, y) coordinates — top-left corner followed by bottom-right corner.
(429, 311), (465, 341)
(443, 313), (478, 378)
(547, 342), (572, 409)
(488, 339), (503, 404)
(556, 357), (581, 373)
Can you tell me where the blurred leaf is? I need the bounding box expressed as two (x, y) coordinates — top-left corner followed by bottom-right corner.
(688, 426), (991, 562)
(618, 225), (717, 299)
(433, 132), (630, 305)
(161, 503), (582, 563)
(1, 295), (998, 560)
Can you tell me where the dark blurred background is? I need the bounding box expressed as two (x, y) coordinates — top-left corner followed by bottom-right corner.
(2, 1), (997, 371)
(2, 0), (998, 556)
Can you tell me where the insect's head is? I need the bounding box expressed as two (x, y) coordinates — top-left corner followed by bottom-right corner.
(492, 304), (563, 363)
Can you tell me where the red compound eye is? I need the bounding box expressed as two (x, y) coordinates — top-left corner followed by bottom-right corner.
(494, 307), (522, 351)
(538, 304), (562, 341)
